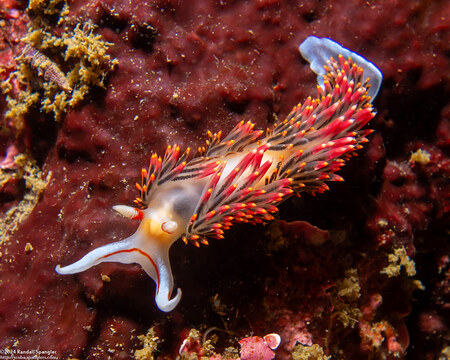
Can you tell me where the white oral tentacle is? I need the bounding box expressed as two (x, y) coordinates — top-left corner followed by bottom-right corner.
(55, 230), (181, 312)
(152, 249), (182, 312)
(55, 235), (136, 274)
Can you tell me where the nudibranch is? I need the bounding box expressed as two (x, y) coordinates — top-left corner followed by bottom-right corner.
(56, 36), (382, 312)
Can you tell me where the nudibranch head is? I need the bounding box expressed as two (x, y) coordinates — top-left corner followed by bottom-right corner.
(56, 204), (183, 312)
(56, 36), (382, 313)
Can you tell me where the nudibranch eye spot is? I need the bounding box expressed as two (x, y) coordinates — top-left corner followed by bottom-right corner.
(55, 36), (382, 312)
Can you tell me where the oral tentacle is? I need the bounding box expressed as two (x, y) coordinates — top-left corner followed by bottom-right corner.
(152, 249), (182, 312)
(55, 235), (139, 275)
(55, 231), (181, 312)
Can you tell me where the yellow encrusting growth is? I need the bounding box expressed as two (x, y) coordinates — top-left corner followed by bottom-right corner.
(291, 343), (331, 360)
(134, 327), (160, 360)
(380, 246), (425, 290)
(28, 0), (68, 19)
(409, 148), (431, 165)
(337, 268), (361, 301)
(380, 246), (417, 277)
(1, 0), (117, 125)
(1, 65), (40, 130)
(0, 153), (51, 245)
(332, 268), (363, 328)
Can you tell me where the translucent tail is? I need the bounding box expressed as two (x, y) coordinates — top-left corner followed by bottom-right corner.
(299, 36), (382, 100)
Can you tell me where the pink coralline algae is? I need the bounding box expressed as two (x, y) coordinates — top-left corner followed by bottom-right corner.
(178, 331), (280, 360)
(0, 0), (449, 359)
(239, 334), (280, 360)
(0, 144), (18, 170)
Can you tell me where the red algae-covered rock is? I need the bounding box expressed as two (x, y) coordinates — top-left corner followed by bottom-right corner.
(367, 143), (449, 249)
(278, 219), (330, 246)
(86, 317), (140, 359)
(418, 312), (447, 335)
(0, 204), (96, 358)
(0, 0), (449, 359)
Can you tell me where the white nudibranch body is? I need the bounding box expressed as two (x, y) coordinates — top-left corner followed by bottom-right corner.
(56, 36), (382, 312)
